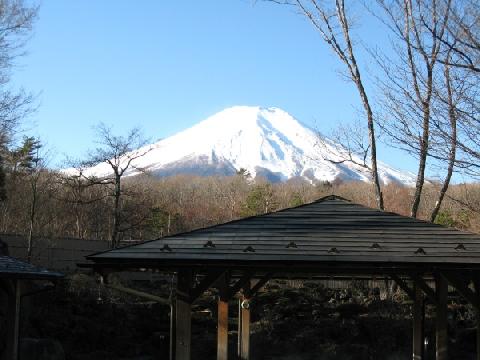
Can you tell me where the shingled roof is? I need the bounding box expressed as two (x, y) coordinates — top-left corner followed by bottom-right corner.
(0, 256), (63, 279)
(86, 196), (480, 271)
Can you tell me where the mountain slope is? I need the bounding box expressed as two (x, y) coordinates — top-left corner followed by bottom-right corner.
(81, 106), (416, 185)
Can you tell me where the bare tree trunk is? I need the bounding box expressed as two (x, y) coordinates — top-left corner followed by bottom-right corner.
(111, 174), (121, 248)
(167, 212), (171, 236)
(292, 0), (385, 209)
(2, 203), (9, 233)
(336, 0), (383, 209)
(409, 27), (436, 219)
(373, 0), (451, 217)
(26, 181), (37, 263)
(354, 74), (384, 210)
(410, 104), (431, 218)
(430, 60), (457, 222)
(75, 211), (81, 239)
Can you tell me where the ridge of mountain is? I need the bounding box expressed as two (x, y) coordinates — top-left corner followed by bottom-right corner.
(81, 106), (416, 186)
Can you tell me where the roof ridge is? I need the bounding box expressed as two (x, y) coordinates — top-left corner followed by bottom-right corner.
(315, 195), (350, 203)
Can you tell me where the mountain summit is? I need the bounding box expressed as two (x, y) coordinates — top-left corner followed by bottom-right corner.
(82, 106), (416, 185)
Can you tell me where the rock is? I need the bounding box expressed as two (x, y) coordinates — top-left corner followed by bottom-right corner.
(19, 338), (65, 360)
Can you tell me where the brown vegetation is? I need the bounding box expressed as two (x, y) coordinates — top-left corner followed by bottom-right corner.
(1, 170), (479, 247)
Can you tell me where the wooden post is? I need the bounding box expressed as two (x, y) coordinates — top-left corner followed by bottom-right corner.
(5, 279), (21, 360)
(436, 275), (448, 360)
(477, 309), (480, 360)
(217, 274), (229, 360)
(217, 298), (228, 360)
(170, 300), (176, 360)
(175, 270), (192, 360)
(413, 283), (424, 360)
(237, 281), (251, 360)
(473, 276), (480, 360)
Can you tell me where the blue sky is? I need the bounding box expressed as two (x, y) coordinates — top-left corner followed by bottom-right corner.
(12, 0), (425, 176)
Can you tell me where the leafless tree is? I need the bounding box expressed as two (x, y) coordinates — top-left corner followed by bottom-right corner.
(316, 118), (372, 170)
(429, 51), (458, 222)
(25, 138), (47, 262)
(84, 123), (151, 248)
(0, 0), (38, 202)
(266, 0), (385, 209)
(373, 0), (452, 217)
(438, 0), (479, 74)
(55, 161), (109, 239)
(0, 0), (37, 135)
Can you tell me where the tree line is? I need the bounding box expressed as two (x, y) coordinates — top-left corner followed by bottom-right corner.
(1, 163), (480, 250)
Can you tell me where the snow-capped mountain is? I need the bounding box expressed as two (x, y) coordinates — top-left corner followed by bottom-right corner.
(79, 106), (416, 185)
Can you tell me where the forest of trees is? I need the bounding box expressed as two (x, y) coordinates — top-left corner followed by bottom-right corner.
(0, 167), (479, 248)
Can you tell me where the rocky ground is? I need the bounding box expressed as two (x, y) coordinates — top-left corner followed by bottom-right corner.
(19, 274), (479, 360)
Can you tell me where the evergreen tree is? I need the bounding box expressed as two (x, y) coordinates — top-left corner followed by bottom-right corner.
(242, 183), (277, 216)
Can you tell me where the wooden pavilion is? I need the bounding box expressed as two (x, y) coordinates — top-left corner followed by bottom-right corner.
(0, 255), (63, 360)
(85, 195), (480, 360)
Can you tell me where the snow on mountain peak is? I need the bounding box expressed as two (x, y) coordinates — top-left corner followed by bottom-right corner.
(80, 105), (416, 186)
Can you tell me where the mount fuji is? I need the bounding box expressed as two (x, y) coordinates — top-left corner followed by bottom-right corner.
(80, 106), (416, 186)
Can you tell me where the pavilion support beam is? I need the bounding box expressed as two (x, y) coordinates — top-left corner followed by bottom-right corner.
(413, 284), (424, 360)
(476, 307), (480, 360)
(5, 279), (21, 360)
(390, 274), (415, 300)
(217, 299), (229, 360)
(247, 273), (272, 298)
(170, 301), (176, 360)
(229, 273), (252, 300)
(237, 281), (251, 360)
(411, 274), (436, 303)
(217, 273), (229, 360)
(441, 271), (478, 310)
(190, 269), (225, 303)
(472, 276), (480, 360)
(175, 270), (193, 360)
(435, 275), (448, 360)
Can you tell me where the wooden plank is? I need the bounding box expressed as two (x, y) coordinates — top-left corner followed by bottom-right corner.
(217, 273), (229, 360)
(102, 249), (480, 260)
(436, 275), (448, 360)
(130, 243), (480, 252)
(239, 296), (250, 360)
(133, 239), (480, 247)
(217, 298), (228, 360)
(238, 281), (251, 360)
(413, 284), (424, 360)
(176, 299), (191, 360)
(5, 279), (21, 360)
(176, 270), (192, 360)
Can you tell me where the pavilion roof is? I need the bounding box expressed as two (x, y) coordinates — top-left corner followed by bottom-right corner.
(86, 196), (480, 272)
(0, 255), (63, 279)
